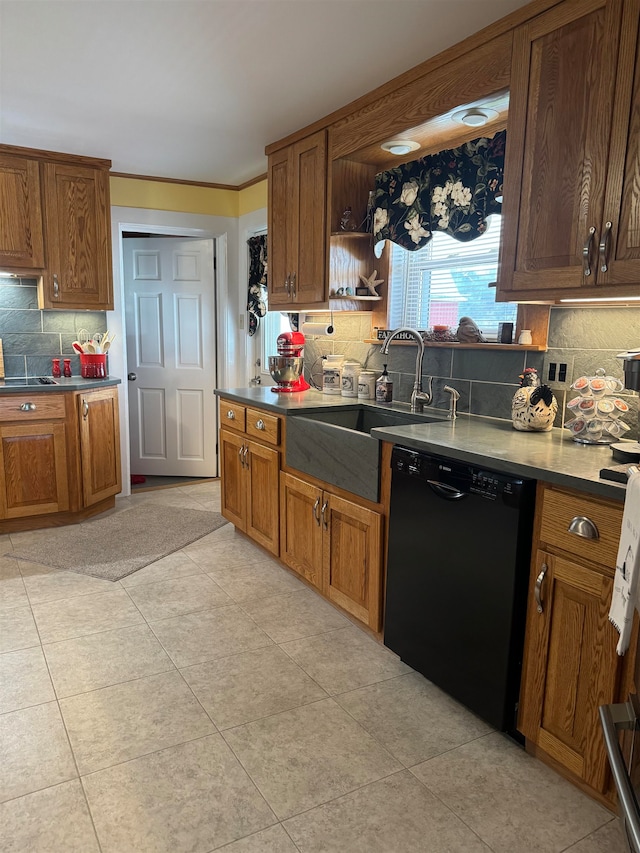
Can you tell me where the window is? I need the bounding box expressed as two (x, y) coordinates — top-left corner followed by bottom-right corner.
(260, 311), (291, 377)
(387, 215), (516, 338)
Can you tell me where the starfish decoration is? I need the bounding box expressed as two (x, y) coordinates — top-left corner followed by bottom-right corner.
(359, 269), (384, 296)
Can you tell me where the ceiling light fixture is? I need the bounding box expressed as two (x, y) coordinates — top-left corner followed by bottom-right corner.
(380, 139), (421, 156)
(452, 108), (498, 127)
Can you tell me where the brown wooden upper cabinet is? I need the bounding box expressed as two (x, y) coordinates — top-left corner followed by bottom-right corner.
(0, 154), (45, 270)
(267, 129), (328, 308)
(497, 0), (640, 301)
(0, 145), (114, 310)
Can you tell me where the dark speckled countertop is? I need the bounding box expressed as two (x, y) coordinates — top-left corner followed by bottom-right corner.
(216, 387), (630, 501)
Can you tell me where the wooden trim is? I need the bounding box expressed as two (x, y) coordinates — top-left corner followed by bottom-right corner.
(0, 144), (111, 170)
(265, 0), (565, 156)
(526, 740), (617, 811)
(110, 170), (267, 191)
(0, 496), (115, 534)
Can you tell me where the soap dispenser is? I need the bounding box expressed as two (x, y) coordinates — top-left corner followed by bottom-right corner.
(376, 364), (393, 403)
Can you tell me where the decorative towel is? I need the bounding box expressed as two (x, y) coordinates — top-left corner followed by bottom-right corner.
(609, 466), (640, 655)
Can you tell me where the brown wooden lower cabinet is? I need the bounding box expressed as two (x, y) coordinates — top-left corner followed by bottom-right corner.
(518, 483), (632, 800)
(78, 387), (122, 507)
(280, 471), (383, 631)
(220, 427), (280, 556)
(0, 385), (122, 530)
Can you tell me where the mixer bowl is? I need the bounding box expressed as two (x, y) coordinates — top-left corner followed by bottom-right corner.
(269, 356), (304, 386)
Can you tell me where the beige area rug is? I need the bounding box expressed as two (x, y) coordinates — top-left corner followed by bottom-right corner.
(8, 504), (228, 582)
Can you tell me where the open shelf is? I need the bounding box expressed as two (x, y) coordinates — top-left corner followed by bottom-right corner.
(331, 294), (382, 301)
(330, 231), (371, 238)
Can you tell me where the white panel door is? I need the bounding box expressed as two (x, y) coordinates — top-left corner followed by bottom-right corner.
(124, 237), (217, 477)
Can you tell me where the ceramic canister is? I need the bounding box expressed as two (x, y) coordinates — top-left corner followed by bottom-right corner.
(357, 370), (377, 400)
(341, 361), (361, 397)
(322, 354), (344, 395)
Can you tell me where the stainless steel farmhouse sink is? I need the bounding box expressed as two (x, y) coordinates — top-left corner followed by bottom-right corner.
(285, 405), (441, 501)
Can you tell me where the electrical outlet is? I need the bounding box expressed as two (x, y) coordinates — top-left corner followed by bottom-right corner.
(558, 363), (568, 383)
(548, 362), (557, 382)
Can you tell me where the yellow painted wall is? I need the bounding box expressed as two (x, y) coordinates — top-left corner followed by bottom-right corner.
(110, 176), (267, 217)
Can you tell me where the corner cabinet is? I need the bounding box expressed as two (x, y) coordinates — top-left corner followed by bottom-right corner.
(219, 402), (280, 556)
(497, 0), (640, 301)
(280, 471), (383, 631)
(518, 483), (636, 800)
(267, 129), (327, 308)
(0, 145), (113, 310)
(0, 385), (122, 531)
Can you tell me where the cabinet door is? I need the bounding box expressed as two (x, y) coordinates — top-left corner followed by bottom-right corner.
(42, 162), (113, 309)
(498, 0), (623, 297)
(268, 146), (294, 306)
(0, 422), (69, 518)
(291, 130), (327, 305)
(220, 429), (246, 530)
(0, 155), (45, 270)
(78, 388), (122, 507)
(280, 472), (323, 589)
(518, 551), (622, 793)
(245, 439), (280, 556)
(599, 0), (640, 286)
(322, 492), (382, 630)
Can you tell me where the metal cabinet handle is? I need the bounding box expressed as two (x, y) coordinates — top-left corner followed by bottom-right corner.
(82, 400), (89, 419)
(285, 274), (290, 295)
(290, 272), (296, 299)
(243, 445), (249, 468)
(19, 402), (36, 412)
(255, 419), (265, 431)
(535, 563), (548, 613)
(321, 499), (328, 530)
(53, 274), (59, 298)
(568, 515), (599, 540)
(238, 445), (245, 468)
(226, 409), (235, 420)
(583, 226), (596, 276)
(599, 221), (612, 273)
(313, 497), (321, 526)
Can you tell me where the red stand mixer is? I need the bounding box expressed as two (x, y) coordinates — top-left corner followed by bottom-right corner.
(269, 331), (311, 393)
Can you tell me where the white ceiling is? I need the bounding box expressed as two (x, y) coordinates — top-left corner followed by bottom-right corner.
(0, 0), (530, 186)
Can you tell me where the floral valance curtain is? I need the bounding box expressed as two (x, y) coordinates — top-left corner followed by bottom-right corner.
(372, 129), (505, 251)
(247, 234), (267, 336)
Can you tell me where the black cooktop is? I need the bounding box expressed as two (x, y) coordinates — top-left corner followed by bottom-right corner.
(0, 377), (59, 387)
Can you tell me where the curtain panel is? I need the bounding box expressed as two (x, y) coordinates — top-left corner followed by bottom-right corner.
(247, 234), (268, 336)
(372, 129), (505, 251)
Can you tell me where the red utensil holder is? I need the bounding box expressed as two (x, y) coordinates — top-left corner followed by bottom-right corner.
(80, 353), (107, 378)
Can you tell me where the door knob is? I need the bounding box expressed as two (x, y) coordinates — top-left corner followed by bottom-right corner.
(128, 372), (137, 381)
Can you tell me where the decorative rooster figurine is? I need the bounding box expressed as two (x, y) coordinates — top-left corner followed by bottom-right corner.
(511, 367), (558, 432)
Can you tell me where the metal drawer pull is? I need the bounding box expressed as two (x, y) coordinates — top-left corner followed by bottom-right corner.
(82, 400), (89, 419)
(53, 274), (59, 298)
(567, 516), (599, 540)
(226, 410), (235, 420)
(535, 563), (548, 613)
(321, 500), (328, 529)
(313, 497), (321, 526)
(255, 419), (266, 430)
(583, 226), (596, 276)
(19, 402), (36, 412)
(599, 221), (612, 273)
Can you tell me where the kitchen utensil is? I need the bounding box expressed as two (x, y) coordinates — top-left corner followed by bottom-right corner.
(78, 329), (91, 346)
(84, 341), (97, 354)
(101, 339), (111, 352)
(72, 341), (85, 355)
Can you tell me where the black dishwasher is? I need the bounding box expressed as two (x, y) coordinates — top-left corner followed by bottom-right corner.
(384, 446), (535, 732)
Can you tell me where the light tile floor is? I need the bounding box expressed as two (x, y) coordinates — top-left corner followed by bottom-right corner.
(0, 480), (629, 852)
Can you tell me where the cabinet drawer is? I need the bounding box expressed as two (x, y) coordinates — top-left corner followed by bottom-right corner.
(0, 394), (66, 421)
(220, 401), (246, 432)
(246, 407), (280, 446)
(539, 488), (623, 571)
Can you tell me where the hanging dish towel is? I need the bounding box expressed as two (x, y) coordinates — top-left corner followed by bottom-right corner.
(609, 466), (640, 655)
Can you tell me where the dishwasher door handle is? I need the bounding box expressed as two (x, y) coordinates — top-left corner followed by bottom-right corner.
(426, 480), (466, 500)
